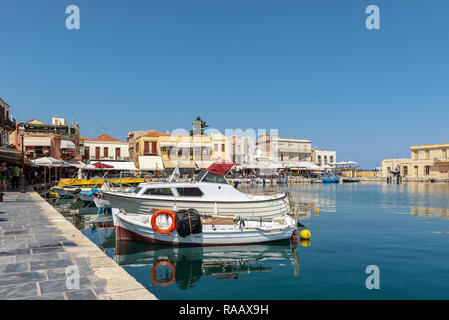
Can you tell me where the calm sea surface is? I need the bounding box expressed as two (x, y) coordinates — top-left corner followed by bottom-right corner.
(55, 183), (449, 299)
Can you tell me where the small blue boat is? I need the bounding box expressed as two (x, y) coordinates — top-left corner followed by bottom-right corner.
(322, 172), (340, 184)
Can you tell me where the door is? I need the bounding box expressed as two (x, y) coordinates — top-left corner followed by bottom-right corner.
(95, 147), (100, 159)
(115, 148), (121, 160)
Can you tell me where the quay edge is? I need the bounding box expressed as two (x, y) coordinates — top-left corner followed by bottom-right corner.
(0, 191), (157, 300)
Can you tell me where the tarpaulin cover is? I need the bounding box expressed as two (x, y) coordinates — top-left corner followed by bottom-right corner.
(92, 162), (114, 169)
(205, 162), (236, 176)
(175, 209), (202, 238)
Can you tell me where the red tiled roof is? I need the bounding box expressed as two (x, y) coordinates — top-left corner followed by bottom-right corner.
(143, 130), (170, 137)
(89, 134), (125, 142)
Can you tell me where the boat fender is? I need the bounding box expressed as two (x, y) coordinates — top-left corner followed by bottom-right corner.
(151, 260), (176, 286)
(144, 175), (152, 183)
(151, 209), (176, 234)
(175, 209), (202, 238)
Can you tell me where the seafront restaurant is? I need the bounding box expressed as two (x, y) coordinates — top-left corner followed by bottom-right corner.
(382, 143), (449, 180)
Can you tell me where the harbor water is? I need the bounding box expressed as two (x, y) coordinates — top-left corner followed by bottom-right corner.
(54, 183), (449, 299)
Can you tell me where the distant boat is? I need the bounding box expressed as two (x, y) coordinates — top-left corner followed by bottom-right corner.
(323, 177), (340, 183)
(341, 178), (361, 183)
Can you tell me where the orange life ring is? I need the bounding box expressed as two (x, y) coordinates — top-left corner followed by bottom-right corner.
(144, 175), (152, 183)
(151, 209), (176, 234)
(151, 260), (176, 286)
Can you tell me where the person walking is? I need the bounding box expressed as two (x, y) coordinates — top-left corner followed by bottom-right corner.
(12, 165), (21, 189)
(0, 163), (9, 192)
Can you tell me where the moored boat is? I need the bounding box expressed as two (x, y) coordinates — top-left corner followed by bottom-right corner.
(103, 162), (290, 218)
(112, 208), (296, 246)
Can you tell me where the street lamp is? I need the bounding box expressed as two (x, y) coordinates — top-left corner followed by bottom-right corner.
(18, 124), (26, 193)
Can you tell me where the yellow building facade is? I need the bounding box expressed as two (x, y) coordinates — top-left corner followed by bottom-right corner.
(382, 143), (449, 180)
(133, 132), (218, 171)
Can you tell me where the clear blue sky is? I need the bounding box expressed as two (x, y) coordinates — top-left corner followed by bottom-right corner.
(1, 0), (448, 169)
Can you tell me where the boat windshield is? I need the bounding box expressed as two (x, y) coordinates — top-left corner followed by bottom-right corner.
(195, 171), (228, 184)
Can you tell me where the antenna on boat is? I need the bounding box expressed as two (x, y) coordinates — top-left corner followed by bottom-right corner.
(168, 160), (181, 182)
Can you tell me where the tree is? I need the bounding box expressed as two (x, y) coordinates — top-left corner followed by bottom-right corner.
(189, 116), (209, 136)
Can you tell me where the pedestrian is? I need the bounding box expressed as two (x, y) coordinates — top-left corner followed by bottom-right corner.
(0, 162), (9, 192)
(12, 164), (21, 189)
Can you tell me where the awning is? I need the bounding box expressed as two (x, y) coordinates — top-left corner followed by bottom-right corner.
(159, 142), (177, 147)
(163, 160), (195, 168)
(24, 137), (52, 147)
(0, 147), (33, 166)
(285, 162), (322, 170)
(138, 156), (164, 170)
(194, 160), (215, 169)
(60, 140), (76, 149)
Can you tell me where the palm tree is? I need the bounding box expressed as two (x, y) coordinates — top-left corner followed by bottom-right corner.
(189, 116), (209, 136)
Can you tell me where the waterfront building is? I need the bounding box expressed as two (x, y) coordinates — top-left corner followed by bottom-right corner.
(14, 118), (82, 161)
(312, 149), (336, 167)
(132, 130), (170, 171)
(210, 133), (230, 162)
(0, 97), (26, 165)
(228, 135), (257, 165)
(382, 143), (449, 179)
(83, 134), (129, 162)
(0, 98), (15, 148)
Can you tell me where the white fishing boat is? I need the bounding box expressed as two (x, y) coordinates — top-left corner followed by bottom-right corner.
(112, 208), (296, 246)
(92, 192), (112, 208)
(103, 162), (290, 218)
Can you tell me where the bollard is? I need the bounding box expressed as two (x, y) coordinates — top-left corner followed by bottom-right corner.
(0, 192), (3, 202)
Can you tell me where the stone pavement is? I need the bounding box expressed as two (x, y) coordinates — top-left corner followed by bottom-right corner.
(0, 191), (157, 300)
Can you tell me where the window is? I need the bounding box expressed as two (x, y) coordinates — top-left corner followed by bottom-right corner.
(136, 142), (139, 154)
(143, 188), (173, 196)
(115, 147), (121, 159)
(176, 187), (203, 197)
(195, 171), (228, 184)
(95, 147), (100, 159)
(214, 144), (218, 152)
(85, 146), (90, 158)
(413, 151), (418, 160)
(221, 144), (225, 152)
(104, 147), (109, 158)
(425, 166), (431, 175)
(425, 150), (430, 160)
(403, 166), (408, 176)
(144, 142), (150, 154)
(133, 187), (142, 194)
(330, 156), (334, 163)
(161, 147), (167, 152)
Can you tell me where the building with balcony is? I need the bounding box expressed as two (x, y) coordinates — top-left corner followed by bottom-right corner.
(133, 131), (216, 173)
(312, 149), (336, 167)
(0, 98), (16, 148)
(15, 118), (82, 161)
(228, 135), (257, 165)
(83, 134), (129, 162)
(258, 133), (312, 166)
(382, 143), (449, 179)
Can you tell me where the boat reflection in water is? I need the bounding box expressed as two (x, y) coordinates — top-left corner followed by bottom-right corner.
(114, 241), (300, 289)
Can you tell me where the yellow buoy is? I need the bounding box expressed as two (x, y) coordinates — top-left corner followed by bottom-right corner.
(300, 229), (311, 240)
(316, 208), (320, 215)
